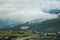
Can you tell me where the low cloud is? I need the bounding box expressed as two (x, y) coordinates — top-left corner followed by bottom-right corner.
(0, 0), (59, 22)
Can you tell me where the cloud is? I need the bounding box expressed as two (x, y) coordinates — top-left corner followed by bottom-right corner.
(40, 0), (60, 14)
(0, 0), (59, 22)
(1, 9), (57, 22)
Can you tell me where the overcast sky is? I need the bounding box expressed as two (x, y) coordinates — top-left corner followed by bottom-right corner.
(0, 0), (59, 22)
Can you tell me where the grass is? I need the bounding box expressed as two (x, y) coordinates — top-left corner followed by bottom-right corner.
(0, 32), (32, 37)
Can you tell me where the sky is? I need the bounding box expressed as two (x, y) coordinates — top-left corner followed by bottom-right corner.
(0, 0), (60, 23)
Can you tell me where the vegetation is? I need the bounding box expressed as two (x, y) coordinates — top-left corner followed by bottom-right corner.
(0, 32), (32, 37)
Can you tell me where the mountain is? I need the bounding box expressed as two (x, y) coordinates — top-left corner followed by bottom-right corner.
(0, 17), (60, 32)
(0, 19), (23, 30)
(42, 9), (60, 14)
(29, 17), (60, 32)
(13, 17), (60, 32)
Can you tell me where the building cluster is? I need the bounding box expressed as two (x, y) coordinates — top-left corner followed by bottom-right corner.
(24, 32), (60, 40)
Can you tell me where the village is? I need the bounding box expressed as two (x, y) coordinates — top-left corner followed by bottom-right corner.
(0, 24), (60, 40)
(0, 31), (60, 40)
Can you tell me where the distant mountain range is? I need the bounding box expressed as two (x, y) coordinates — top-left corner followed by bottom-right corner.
(0, 19), (23, 30)
(42, 9), (60, 14)
(0, 17), (60, 32)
